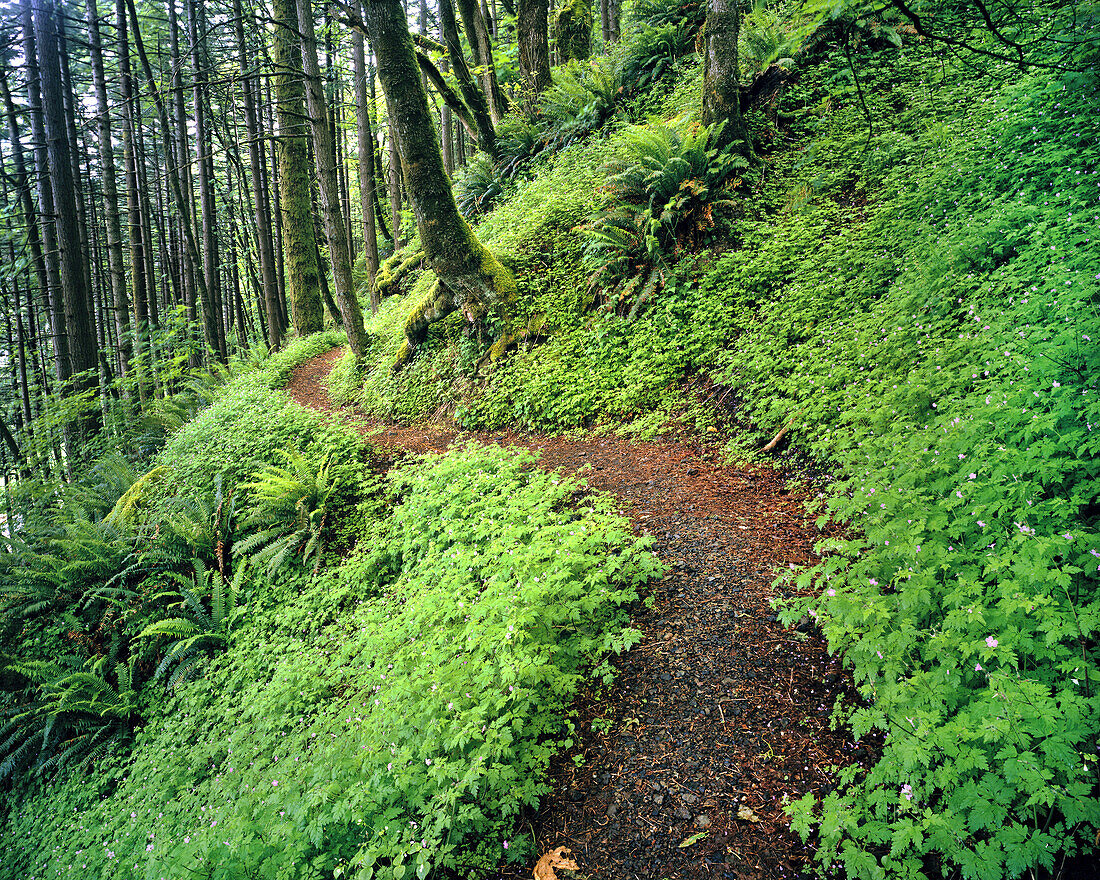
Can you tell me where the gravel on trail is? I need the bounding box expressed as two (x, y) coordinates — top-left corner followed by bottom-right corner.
(287, 348), (870, 880)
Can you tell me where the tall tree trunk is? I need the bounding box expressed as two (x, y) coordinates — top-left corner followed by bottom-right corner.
(296, 0), (369, 358)
(125, 0), (217, 374)
(360, 0), (514, 368)
(272, 0), (325, 338)
(517, 0), (552, 96)
(701, 0), (746, 151)
(187, 0), (227, 362)
(86, 0), (133, 383)
(32, 0), (100, 428)
(455, 0), (509, 123)
(440, 56), (454, 174)
(387, 122), (402, 249)
(57, 18), (95, 319)
(262, 68), (288, 336)
(439, 0), (497, 157)
(167, 0), (198, 363)
(0, 66), (53, 391)
(117, 0), (152, 396)
(353, 30), (380, 307)
(233, 0), (282, 350)
(22, 2), (70, 387)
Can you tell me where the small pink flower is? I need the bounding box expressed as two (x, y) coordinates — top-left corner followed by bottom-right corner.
(826, 588), (836, 597)
(985, 636), (998, 649)
(975, 663), (982, 672)
(901, 784), (913, 801)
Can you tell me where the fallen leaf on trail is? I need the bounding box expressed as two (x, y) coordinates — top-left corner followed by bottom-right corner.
(678, 831), (708, 848)
(533, 846), (579, 880)
(737, 804), (762, 823)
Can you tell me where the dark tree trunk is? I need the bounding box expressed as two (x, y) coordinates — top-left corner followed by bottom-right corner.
(187, 0), (226, 362)
(387, 122), (402, 249)
(118, 0), (153, 395)
(455, 0), (509, 123)
(701, 0), (746, 151)
(296, 0), (369, 357)
(517, 0), (552, 96)
(125, 0), (216, 374)
(22, 1), (70, 387)
(360, 0), (514, 367)
(32, 0), (99, 415)
(439, 0), (497, 157)
(233, 0), (282, 350)
(86, 0), (133, 383)
(0, 66), (53, 391)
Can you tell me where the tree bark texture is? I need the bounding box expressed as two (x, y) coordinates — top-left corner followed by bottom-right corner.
(359, 0), (515, 367)
(295, 0), (369, 358)
(23, 1), (70, 385)
(272, 0), (325, 338)
(701, 0), (746, 151)
(439, 0), (498, 158)
(554, 0), (592, 62)
(517, 0), (552, 96)
(233, 0), (282, 349)
(31, 0), (98, 391)
(455, 0), (509, 123)
(352, 29), (381, 308)
(86, 0), (133, 381)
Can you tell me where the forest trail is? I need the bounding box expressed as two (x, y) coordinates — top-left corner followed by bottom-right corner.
(287, 348), (865, 880)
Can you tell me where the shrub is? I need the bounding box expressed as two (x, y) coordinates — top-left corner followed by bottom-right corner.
(584, 121), (748, 313)
(455, 153), (511, 217)
(539, 59), (623, 151)
(0, 445), (663, 880)
(156, 378), (362, 497)
(618, 22), (697, 94)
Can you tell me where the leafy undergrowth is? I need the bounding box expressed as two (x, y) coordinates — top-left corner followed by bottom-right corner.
(0, 444), (661, 880)
(335, 18), (1100, 880)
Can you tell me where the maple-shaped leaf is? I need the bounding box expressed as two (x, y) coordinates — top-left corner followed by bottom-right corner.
(533, 846), (580, 880)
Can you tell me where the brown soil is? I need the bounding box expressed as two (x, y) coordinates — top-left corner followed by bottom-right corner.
(286, 348), (868, 880)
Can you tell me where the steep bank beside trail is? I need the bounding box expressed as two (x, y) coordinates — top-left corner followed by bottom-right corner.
(288, 348), (867, 880)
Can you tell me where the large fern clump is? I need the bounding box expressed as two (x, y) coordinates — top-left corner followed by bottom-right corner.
(0, 652), (140, 781)
(136, 559), (245, 690)
(235, 449), (348, 576)
(584, 121), (748, 315)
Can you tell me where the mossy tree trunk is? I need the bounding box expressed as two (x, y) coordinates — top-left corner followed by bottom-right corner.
(701, 0), (747, 152)
(455, 0), (509, 123)
(517, 0), (552, 96)
(554, 0), (592, 62)
(360, 0), (515, 368)
(439, 0), (498, 158)
(273, 0), (325, 339)
(352, 29), (380, 311)
(295, 0), (370, 359)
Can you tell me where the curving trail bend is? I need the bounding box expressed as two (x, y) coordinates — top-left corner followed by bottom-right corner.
(286, 348), (867, 880)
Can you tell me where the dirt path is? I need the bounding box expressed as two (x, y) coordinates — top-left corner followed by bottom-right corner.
(287, 349), (864, 880)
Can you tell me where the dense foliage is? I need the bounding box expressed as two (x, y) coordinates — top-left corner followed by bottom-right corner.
(4, 0), (1099, 877)
(1, 442), (660, 879)
(334, 8), (1100, 877)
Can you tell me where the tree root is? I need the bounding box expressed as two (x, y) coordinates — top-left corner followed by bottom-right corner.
(374, 250), (426, 299)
